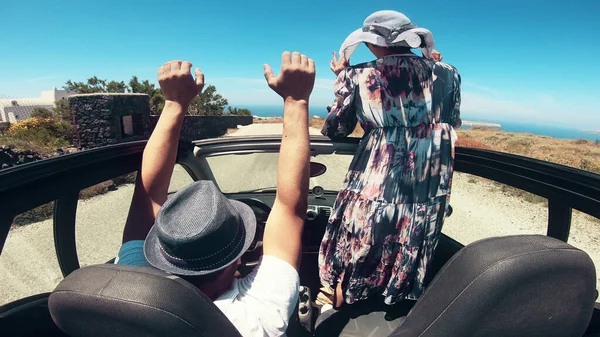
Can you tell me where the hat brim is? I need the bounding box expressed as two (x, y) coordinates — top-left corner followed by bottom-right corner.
(339, 27), (434, 60)
(144, 199), (257, 276)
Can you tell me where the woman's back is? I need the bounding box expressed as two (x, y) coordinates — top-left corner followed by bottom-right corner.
(322, 54), (461, 205)
(319, 10), (463, 308)
(357, 55), (460, 129)
(319, 54), (462, 305)
(325, 54), (461, 132)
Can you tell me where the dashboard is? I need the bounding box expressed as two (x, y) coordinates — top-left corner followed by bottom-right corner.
(227, 186), (337, 252)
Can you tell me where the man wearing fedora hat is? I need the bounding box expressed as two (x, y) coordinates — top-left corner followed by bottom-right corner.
(114, 52), (316, 336)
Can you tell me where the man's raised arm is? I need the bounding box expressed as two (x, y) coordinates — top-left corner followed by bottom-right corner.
(262, 51), (315, 271)
(122, 61), (204, 243)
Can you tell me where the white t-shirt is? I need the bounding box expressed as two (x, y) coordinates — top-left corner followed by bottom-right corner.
(214, 255), (300, 336)
(116, 241), (299, 337)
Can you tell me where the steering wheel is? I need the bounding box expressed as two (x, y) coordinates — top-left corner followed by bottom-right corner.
(235, 198), (271, 274)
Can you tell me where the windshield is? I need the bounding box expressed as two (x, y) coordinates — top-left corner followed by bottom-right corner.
(204, 152), (353, 193)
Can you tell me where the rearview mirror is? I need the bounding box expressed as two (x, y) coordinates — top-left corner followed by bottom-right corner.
(310, 162), (327, 178)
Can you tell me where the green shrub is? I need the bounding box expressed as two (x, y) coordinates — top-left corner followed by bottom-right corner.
(13, 203), (54, 226)
(79, 181), (114, 200)
(6, 117), (73, 149)
(30, 108), (54, 119)
(581, 159), (600, 174)
(112, 172), (137, 186)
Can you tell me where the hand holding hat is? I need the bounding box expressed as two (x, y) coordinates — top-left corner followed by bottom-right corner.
(339, 10), (435, 61)
(330, 52), (349, 76)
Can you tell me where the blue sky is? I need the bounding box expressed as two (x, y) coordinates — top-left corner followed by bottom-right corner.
(1, 0), (599, 129)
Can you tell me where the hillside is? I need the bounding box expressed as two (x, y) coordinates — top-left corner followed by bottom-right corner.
(258, 117), (600, 175)
(455, 128), (600, 174)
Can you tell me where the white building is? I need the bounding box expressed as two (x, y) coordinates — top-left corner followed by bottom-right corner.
(0, 88), (75, 123)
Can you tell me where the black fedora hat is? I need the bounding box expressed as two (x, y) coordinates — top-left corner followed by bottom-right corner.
(144, 181), (256, 276)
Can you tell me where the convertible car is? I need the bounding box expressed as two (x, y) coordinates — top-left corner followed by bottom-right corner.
(1, 135), (599, 337)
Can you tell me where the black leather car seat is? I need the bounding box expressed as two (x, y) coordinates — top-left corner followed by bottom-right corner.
(315, 235), (597, 337)
(48, 264), (241, 337)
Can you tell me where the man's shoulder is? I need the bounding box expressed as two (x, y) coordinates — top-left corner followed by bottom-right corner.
(235, 255), (300, 317)
(218, 255), (300, 336)
(258, 254), (298, 271)
(115, 240), (150, 267)
(238, 255), (299, 288)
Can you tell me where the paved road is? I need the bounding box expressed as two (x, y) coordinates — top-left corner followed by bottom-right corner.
(1, 124), (599, 306)
(209, 123), (351, 193)
(0, 167), (194, 306)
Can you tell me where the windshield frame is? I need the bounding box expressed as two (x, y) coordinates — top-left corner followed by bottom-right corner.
(193, 135), (359, 157)
(190, 136), (360, 193)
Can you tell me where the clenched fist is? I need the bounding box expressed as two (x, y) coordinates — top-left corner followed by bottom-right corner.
(158, 60), (205, 108)
(263, 51), (316, 103)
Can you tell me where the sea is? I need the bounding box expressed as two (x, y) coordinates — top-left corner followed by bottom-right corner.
(460, 117), (600, 142)
(240, 105), (600, 142)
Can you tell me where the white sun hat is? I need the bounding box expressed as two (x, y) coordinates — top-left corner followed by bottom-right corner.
(339, 10), (435, 60)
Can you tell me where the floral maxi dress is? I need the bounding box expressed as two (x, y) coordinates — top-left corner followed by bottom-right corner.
(319, 54), (462, 305)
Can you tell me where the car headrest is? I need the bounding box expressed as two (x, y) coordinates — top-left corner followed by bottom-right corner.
(48, 264), (241, 337)
(392, 235), (597, 337)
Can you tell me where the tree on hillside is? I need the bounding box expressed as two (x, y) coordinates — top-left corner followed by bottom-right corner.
(63, 77), (101, 93)
(129, 76), (153, 94)
(30, 107), (54, 119)
(227, 106), (252, 116)
(64, 77), (235, 116)
(105, 80), (128, 93)
(64, 76), (128, 94)
(64, 76), (166, 114)
(149, 93), (165, 115)
(188, 85), (228, 116)
(53, 98), (71, 122)
(129, 76), (164, 114)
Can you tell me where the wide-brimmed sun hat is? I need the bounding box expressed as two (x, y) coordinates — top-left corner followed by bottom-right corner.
(144, 180), (256, 276)
(339, 10), (434, 60)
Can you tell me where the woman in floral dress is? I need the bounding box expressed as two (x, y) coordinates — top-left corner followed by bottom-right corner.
(318, 10), (462, 309)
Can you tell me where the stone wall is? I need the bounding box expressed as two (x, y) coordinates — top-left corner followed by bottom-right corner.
(70, 93), (253, 148)
(69, 93), (151, 149)
(149, 115), (253, 141)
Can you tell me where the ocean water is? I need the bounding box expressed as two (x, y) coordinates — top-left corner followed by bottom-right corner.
(241, 105), (599, 142)
(242, 105), (330, 118)
(462, 118), (599, 142)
